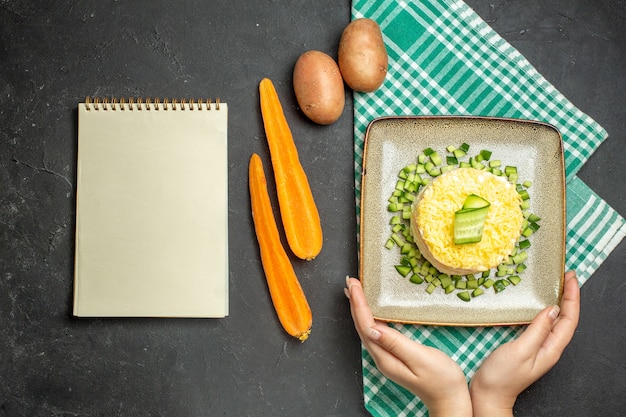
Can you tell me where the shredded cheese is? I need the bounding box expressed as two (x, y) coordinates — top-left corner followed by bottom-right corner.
(413, 168), (523, 271)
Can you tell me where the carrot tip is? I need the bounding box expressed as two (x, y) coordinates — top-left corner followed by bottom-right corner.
(296, 329), (312, 342)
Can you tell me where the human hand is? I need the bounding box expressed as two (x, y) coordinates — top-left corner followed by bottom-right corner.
(469, 270), (581, 417)
(345, 277), (472, 417)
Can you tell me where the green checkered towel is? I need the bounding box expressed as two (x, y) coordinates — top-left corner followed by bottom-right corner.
(351, 0), (626, 415)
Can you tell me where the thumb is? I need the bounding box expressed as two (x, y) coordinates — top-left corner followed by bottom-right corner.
(516, 305), (560, 353)
(369, 323), (422, 363)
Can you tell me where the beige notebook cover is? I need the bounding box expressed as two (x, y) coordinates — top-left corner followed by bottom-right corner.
(74, 98), (228, 317)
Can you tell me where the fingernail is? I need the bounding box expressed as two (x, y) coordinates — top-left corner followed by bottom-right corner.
(369, 327), (382, 341)
(548, 305), (560, 320)
(346, 276), (357, 295)
(343, 287), (350, 299)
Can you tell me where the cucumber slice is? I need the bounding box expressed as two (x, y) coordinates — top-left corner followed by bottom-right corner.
(454, 206), (489, 244)
(454, 194), (491, 244)
(462, 193), (490, 209)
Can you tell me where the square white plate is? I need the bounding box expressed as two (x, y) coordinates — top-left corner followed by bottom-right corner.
(359, 116), (565, 326)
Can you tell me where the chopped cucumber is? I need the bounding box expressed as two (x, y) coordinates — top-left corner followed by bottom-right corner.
(527, 213), (541, 223)
(409, 273), (424, 284)
(493, 280), (506, 293)
(430, 151), (442, 166)
(390, 215), (402, 225)
(400, 242), (413, 254)
(520, 200), (531, 210)
(439, 274), (452, 288)
(384, 144), (538, 302)
(504, 166), (517, 176)
(518, 189), (530, 200)
(453, 148), (467, 158)
(394, 265), (412, 277)
(457, 291), (471, 302)
(472, 288), (484, 297)
(508, 275), (521, 285)
(446, 155), (458, 165)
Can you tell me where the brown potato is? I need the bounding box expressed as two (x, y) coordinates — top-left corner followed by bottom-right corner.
(293, 50), (345, 125)
(338, 18), (388, 93)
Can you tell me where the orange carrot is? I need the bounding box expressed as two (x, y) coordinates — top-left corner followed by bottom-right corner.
(249, 153), (312, 341)
(259, 78), (323, 260)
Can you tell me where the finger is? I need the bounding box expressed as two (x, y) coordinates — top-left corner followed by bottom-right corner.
(346, 277), (376, 332)
(515, 304), (559, 356)
(345, 277), (412, 373)
(346, 277), (389, 351)
(370, 323), (428, 364)
(559, 271), (581, 324)
(369, 324), (465, 391)
(543, 271), (580, 353)
(366, 323), (431, 385)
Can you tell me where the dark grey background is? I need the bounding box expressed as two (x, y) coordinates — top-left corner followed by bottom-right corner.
(1, 1), (624, 416)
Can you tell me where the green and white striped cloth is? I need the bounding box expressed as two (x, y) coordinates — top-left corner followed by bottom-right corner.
(351, 0), (626, 415)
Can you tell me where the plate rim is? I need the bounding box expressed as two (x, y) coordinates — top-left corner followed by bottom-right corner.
(359, 115), (566, 326)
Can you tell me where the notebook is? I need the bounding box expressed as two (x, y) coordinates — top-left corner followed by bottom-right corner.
(73, 97), (228, 318)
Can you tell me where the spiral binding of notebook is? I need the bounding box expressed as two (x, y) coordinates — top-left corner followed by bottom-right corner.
(84, 96), (221, 111)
